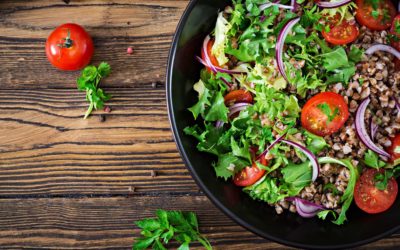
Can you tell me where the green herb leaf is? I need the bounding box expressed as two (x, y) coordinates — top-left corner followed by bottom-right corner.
(132, 237), (155, 250)
(371, 10), (379, 19)
(321, 47), (349, 71)
(364, 150), (386, 169)
(281, 161), (312, 195)
(188, 80), (211, 120)
(243, 175), (288, 203)
(317, 210), (337, 220)
(213, 153), (248, 180)
(98, 62), (111, 77)
(318, 157), (358, 225)
(135, 218), (161, 231)
(317, 103), (339, 123)
(304, 130), (327, 154)
(133, 210), (212, 250)
(348, 45), (364, 63)
(204, 91), (229, 122)
(76, 62), (111, 119)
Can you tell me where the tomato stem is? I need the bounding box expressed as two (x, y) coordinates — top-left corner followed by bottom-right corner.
(57, 29), (73, 49)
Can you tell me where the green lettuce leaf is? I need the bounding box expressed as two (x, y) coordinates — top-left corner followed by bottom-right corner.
(212, 12), (231, 66)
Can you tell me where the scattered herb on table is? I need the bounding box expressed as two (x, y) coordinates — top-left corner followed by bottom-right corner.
(133, 209), (212, 250)
(76, 62), (111, 119)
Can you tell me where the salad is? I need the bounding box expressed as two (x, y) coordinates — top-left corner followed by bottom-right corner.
(184, 0), (400, 225)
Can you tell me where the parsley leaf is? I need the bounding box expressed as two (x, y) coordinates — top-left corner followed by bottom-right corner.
(371, 10), (379, 19)
(76, 62), (112, 119)
(348, 45), (364, 64)
(366, 0), (380, 9)
(395, 19), (400, 34)
(304, 130), (327, 154)
(317, 103), (339, 123)
(364, 150), (387, 169)
(133, 209), (212, 250)
(317, 210), (337, 220)
(374, 166), (400, 190)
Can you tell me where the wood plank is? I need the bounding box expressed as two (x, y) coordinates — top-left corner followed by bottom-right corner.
(0, 0), (187, 88)
(0, 196), (397, 249)
(0, 88), (202, 196)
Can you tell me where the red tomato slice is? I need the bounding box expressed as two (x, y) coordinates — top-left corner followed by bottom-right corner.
(233, 156), (268, 187)
(201, 39), (220, 72)
(322, 15), (359, 45)
(45, 23), (94, 71)
(387, 134), (400, 162)
(224, 89), (254, 106)
(390, 15), (400, 51)
(355, 0), (396, 31)
(301, 92), (349, 136)
(354, 168), (398, 214)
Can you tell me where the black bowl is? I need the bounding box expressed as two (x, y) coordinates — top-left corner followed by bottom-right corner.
(166, 0), (400, 248)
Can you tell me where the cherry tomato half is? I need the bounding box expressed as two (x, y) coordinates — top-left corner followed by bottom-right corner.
(46, 23), (94, 71)
(390, 15), (400, 51)
(224, 89), (254, 106)
(201, 38), (220, 72)
(301, 92), (349, 136)
(355, 0), (396, 31)
(322, 15), (359, 45)
(233, 156), (268, 187)
(387, 134), (400, 162)
(354, 168), (398, 214)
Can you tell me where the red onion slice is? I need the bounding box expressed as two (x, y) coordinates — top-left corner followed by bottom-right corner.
(291, 0), (299, 12)
(215, 120), (224, 128)
(295, 198), (325, 218)
(281, 139), (320, 181)
(365, 44), (400, 60)
(355, 98), (391, 158)
(370, 118), (378, 140)
(257, 133), (286, 160)
(316, 0), (352, 9)
(199, 36), (247, 75)
(228, 102), (251, 118)
(260, 2), (294, 11)
(195, 56), (246, 75)
(276, 17), (300, 82)
(202, 35), (217, 73)
(220, 76), (233, 88)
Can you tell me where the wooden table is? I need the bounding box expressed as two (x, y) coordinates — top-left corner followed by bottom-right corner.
(0, 1), (398, 249)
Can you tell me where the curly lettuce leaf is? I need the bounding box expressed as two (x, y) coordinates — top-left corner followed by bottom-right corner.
(212, 12), (231, 66)
(188, 80), (211, 120)
(318, 157), (359, 225)
(243, 175), (288, 204)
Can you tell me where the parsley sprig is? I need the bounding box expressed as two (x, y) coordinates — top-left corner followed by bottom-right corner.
(76, 62), (111, 119)
(133, 209), (212, 250)
(317, 103), (339, 123)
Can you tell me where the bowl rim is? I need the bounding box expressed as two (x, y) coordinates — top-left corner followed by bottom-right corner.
(166, 0), (400, 248)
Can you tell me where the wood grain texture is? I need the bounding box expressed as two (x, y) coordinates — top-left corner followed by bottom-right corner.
(0, 0), (187, 88)
(0, 88), (202, 196)
(0, 196), (397, 250)
(0, 0), (398, 249)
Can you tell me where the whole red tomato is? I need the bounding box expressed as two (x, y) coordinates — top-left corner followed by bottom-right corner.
(45, 23), (94, 71)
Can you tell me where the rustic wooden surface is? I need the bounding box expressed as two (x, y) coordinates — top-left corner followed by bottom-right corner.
(0, 0), (398, 249)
